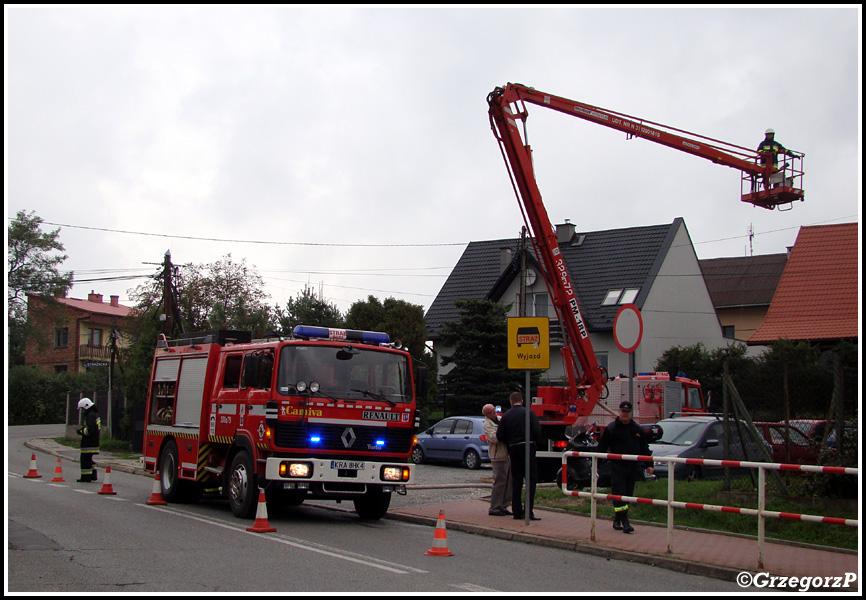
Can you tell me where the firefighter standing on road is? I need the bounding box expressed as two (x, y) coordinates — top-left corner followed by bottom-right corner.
(597, 401), (652, 534)
(76, 398), (101, 482)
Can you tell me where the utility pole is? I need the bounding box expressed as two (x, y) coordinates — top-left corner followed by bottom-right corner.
(162, 250), (174, 336)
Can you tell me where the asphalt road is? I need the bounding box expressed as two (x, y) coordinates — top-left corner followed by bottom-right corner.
(8, 424), (743, 593)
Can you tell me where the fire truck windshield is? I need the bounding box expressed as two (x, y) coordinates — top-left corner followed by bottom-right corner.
(276, 345), (411, 404)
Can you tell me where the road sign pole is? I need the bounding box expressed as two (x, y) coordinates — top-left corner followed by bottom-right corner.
(525, 369), (531, 526)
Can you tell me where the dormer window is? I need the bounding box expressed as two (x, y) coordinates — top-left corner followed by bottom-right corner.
(602, 288), (640, 306)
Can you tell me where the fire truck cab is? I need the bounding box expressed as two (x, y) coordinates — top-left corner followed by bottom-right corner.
(143, 326), (421, 521)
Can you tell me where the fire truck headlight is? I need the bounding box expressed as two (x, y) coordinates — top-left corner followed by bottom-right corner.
(381, 466), (411, 482)
(310, 381), (320, 393)
(279, 461), (313, 478)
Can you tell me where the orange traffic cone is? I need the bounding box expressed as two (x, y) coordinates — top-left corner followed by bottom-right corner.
(98, 465), (117, 495)
(146, 472), (167, 505)
(246, 489), (277, 533)
(50, 458), (66, 482)
(424, 510), (453, 556)
(24, 454), (42, 478)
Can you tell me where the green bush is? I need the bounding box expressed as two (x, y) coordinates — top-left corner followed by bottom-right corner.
(7, 365), (107, 425)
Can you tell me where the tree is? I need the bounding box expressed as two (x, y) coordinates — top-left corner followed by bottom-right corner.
(438, 299), (525, 416)
(346, 296), (427, 360)
(7, 210), (74, 364)
(129, 253), (274, 336)
(276, 286), (344, 332)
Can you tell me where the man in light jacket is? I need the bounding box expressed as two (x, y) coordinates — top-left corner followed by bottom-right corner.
(483, 403), (512, 516)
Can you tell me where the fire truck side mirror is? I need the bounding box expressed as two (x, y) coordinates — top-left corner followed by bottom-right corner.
(414, 364), (428, 399)
(242, 354), (260, 390)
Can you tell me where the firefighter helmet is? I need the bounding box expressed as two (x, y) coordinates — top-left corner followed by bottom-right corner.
(765, 128), (775, 135)
(78, 398), (94, 410)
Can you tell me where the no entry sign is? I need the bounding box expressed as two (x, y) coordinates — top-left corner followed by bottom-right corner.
(613, 304), (643, 354)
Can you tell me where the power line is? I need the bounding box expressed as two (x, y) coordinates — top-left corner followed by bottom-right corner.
(36, 220), (467, 248)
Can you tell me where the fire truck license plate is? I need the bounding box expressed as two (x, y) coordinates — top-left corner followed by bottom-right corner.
(330, 460), (364, 470)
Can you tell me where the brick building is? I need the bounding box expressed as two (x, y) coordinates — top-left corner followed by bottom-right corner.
(25, 291), (137, 373)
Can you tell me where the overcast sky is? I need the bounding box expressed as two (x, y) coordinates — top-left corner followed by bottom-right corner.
(6, 6), (861, 318)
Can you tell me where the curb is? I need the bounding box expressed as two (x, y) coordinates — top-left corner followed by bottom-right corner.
(384, 509), (744, 582)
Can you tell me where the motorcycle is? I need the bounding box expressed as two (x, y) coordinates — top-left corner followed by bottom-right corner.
(555, 422), (663, 490)
(555, 423), (611, 491)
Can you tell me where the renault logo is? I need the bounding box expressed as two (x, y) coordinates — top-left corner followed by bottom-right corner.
(341, 427), (357, 448)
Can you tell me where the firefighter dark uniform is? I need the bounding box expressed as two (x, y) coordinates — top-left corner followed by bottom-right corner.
(76, 398), (101, 482)
(597, 401), (652, 533)
(756, 128), (795, 168)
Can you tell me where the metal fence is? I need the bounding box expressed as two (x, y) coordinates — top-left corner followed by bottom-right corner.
(563, 451), (857, 569)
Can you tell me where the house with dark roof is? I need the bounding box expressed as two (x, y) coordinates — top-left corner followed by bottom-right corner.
(749, 223), (858, 345)
(426, 218), (729, 383)
(699, 253), (788, 344)
(25, 291), (137, 373)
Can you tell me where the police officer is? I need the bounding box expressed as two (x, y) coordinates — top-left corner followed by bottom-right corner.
(597, 400), (652, 533)
(76, 398), (101, 482)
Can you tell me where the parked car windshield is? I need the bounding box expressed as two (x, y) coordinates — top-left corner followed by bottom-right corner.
(656, 421), (707, 446)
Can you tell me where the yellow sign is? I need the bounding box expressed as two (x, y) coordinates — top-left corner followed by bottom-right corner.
(508, 317), (550, 370)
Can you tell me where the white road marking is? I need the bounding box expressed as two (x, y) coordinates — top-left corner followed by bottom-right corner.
(451, 583), (501, 592)
(138, 504), (428, 574)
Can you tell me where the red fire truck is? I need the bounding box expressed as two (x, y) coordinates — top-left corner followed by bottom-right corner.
(486, 83), (802, 466)
(142, 325), (423, 520)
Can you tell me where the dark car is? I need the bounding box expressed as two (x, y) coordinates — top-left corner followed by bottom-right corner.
(411, 416), (490, 469)
(650, 416), (770, 481)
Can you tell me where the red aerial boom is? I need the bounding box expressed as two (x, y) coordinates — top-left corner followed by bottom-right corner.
(487, 82), (804, 423)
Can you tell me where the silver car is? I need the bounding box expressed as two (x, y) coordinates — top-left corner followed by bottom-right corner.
(411, 416), (490, 469)
(650, 416), (769, 481)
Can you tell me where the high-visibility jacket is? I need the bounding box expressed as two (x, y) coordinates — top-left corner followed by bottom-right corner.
(78, 409), (101, 453)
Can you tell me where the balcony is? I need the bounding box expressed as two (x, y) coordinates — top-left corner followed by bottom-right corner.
(79, 344), (111, 360)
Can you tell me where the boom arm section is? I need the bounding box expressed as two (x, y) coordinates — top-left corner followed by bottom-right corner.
(487, 87), (609, 420)
(487, 82), (804, 422)
(490, 83), (804, 210)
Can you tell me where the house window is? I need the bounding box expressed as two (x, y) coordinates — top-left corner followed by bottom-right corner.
(534, 293), (548, 317)
(55, 327), (69, 348)
(90, 328), (103, 347)
(619, 288), (640, 304)
(602, 288), (640, 306)
(602, 290), (622, 306)
(54, 365), (68, 373)
(722, 325), (736, 339)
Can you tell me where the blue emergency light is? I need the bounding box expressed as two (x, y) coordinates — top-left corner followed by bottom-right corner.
(292, 325), (390, 345)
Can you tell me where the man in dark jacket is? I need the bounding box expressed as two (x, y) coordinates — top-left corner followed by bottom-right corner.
(597, 401), (652, 533)
(496, 392), (542, 520)
(76, 398), (101, 482)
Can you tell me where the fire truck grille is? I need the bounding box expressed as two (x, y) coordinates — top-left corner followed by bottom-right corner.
(274, 422), (413, 453)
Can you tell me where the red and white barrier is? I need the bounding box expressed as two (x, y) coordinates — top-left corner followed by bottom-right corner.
(561, 450), (858, 569)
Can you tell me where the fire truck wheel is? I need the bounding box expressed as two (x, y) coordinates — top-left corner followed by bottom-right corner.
(227, 450), (258, 519)
(159, 440), (202, 503)
(353, 487), (391, 520)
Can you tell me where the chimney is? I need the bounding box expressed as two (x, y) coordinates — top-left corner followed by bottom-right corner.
(88, 291), (103, 304)
(556, 220), (576, 244)
(110, 295), (120, 307)
(500, 247), (513, 272)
